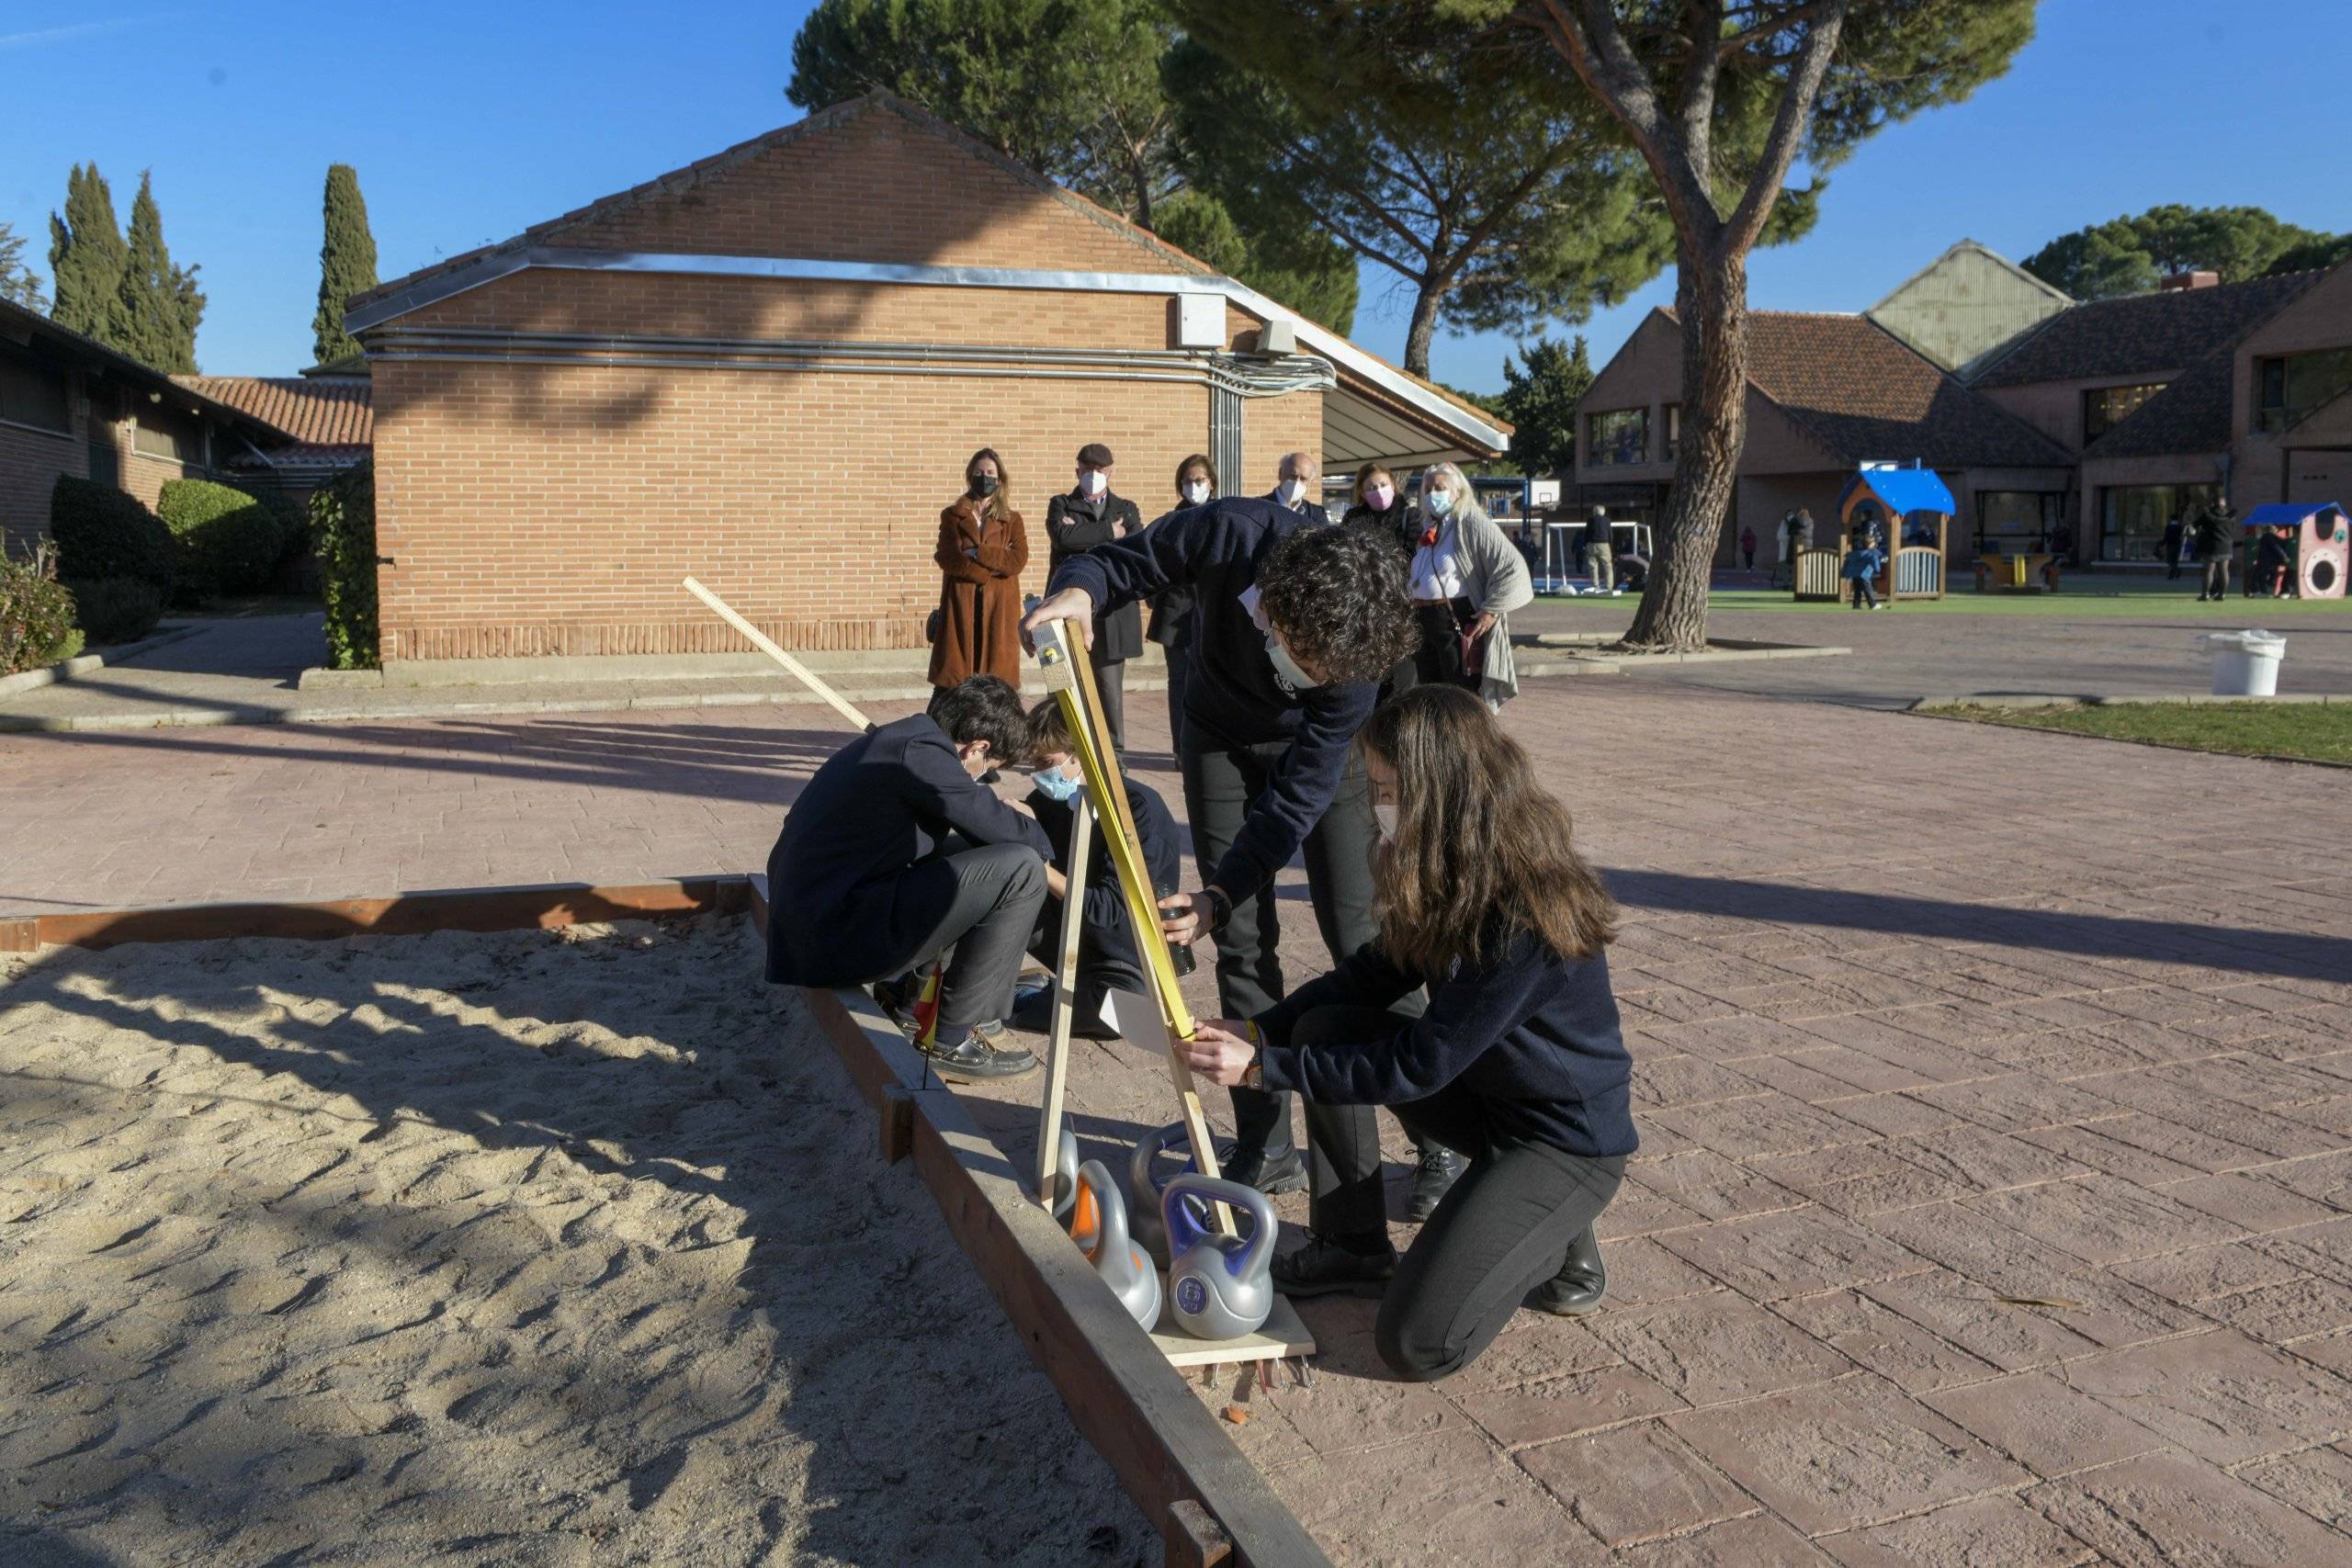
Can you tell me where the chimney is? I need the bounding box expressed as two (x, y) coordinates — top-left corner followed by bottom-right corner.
(2159, 270), (2221, 291)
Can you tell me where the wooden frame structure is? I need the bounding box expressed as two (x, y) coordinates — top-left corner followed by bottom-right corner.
(1795, 465), (1952, 604)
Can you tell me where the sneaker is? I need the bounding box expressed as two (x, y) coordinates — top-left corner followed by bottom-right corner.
(1531, 1226), (1608, 1316)
(920, 1028), (1037, 1082)
(1215, 1140), (1308, 1195)
(1272, 1232), (1397, 1298)
(1406, 1146), (1465, 1222)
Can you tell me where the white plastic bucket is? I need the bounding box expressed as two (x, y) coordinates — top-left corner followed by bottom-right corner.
(2202, 630), (2286, 696)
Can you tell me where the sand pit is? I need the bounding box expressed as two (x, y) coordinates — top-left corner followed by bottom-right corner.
(0, 916), (1145, 1566)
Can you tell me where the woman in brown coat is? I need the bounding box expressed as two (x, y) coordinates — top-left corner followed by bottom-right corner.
(930, 446), (1030, 693)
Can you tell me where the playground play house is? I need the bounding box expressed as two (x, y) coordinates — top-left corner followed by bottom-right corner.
(1794, 464), (1951, 604)
(2240, 502), (2348, 600)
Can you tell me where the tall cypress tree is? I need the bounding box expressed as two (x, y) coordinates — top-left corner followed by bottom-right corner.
(115, 171), (203, 372)
(47, 164), (130, 342)
(311, 164), (379, 365)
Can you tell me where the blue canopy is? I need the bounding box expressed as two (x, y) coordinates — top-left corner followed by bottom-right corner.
(2242, 502), (2346, 530)
(1842, 465), (1956, 518)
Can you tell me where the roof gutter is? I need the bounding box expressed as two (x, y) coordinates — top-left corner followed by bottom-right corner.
(345, 245), (1510, 454)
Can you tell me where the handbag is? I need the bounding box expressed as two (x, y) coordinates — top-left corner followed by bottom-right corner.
(1454, 602), (1488, 682)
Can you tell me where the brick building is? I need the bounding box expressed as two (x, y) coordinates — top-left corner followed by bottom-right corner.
(1573, 240), (2352, 566)
(347, 92), (1507, 671)
(0, 299), (293, 554)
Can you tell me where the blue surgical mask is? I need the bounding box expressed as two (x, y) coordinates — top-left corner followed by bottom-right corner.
(1424, 488), (1454, 519)
(1266, 634), (1320, 691)
(1031, 766), (1082, 804)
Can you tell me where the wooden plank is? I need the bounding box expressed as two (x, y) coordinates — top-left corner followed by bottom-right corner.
(1148, 1293), (1316, 1370)
(682, 575), (872, 732)
(801, 983), (930, 1117)
(28, 878), (745, 953)
(1035, 791), (1093, 1209)
(1166, 1500), (1236, 1568)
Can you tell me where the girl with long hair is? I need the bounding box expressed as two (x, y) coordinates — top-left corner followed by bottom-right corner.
(930, 446), (1030, 695)
(1180, 684), (1635, 1382)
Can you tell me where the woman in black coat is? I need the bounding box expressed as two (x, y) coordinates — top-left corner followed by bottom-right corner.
(1045, 441), (1145, 749)
(1145, 454), (1217, 760)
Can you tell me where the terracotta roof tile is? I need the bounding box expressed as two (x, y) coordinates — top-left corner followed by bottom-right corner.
(175, 375), (372, 448)
(1971, 272), (2323, 388)
(1699, 310), (2073, 468)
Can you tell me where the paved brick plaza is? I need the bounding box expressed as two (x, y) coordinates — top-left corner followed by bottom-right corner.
(4, 682), (2348, 1562)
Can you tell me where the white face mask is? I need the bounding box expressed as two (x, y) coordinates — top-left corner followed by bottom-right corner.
(1264, 633), (1320, 691)
(1183, 479), (1211, 505)
(1080, 469), (1108, 498)
(1374, 802), (1399, 838)
(1424, 488), (1454, 519)
(1279, 478), (1307, 507)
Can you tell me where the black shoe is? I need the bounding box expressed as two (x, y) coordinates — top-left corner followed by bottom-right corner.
(920, 1027), (1036, 1082)
(1406, 1146), (1466, 1222)
(1009, 985), (1121, 1040)
(1531, 1226), (1607, 1316)
(1272, 1232), (1398, 1298)
(871, 973), (922, 1028)
(1216, 1140), (1307, 1195)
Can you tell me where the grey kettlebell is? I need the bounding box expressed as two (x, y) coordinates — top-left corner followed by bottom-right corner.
(1125, 1122), (1210, 1267)
(1164, 1174), (1277, 1341)
(1073, 1159), (1163, 1330)
(1048, 1128), (1080, 1225)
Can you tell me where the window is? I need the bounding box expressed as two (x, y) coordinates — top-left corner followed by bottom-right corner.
(1586, 407), (1647, 466)
(2255, 347), (2352, 433)
(131, 412), (195, 463)
(1974, 491), (2066, 556)
(2083, 382), (2165, 444)
(2099, 483), (2215, 563)
(0, 349), (70, 434)
(1664, 404), (1681, 461)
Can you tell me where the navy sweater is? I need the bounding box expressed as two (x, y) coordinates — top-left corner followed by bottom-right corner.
(764, 715), (1051, 986)
(1254, 932), (1639, 1158)
(1026, 775), (1184, 934)
(1046, 496), (1379, 898)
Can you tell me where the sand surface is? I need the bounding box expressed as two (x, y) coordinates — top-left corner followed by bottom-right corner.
(0, 917), (1143, 1566)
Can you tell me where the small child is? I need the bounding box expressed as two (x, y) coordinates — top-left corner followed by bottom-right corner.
(1015, 697), (1185, 1037)
(1842, 534), (1885, 610)
(2256, 525), (2295, 598)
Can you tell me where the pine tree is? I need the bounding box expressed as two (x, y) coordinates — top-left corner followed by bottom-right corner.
(47, 164), (130, 342)
(311, 164), (379, 365)
(0, 220), (46, 311)
(115, 171), (203, 372)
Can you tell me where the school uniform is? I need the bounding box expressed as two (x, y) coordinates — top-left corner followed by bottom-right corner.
(1023, 775), (1183, 1021)
(1046, 495), (1407, 1168)
(1046, 488), (1144, 749)
(764, 715), (1050, 1032)
(1256, 931), (1637, 1382)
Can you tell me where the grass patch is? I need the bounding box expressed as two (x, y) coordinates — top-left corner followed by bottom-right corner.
(1693, 586), (2352, 617)
(1938, 702), (2352, 764)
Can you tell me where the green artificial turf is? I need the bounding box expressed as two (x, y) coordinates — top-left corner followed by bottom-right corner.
(1938, 702), (2352, 764)
(1691, 585), (2352, 617)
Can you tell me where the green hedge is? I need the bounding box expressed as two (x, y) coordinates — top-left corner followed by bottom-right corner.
(311, 459), (378, 670)
(66, 576), (165, 645)
(1, 543), (84, 676)
(51, 475), (176, 597)
(158, 479), (281, 602)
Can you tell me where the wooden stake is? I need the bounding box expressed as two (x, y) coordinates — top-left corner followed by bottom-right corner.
(1034, 791), (1091, 1211)
(681, 576), (873, 732)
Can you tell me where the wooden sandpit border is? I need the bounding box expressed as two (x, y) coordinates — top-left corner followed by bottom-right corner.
(2, 874), (1328, 1568)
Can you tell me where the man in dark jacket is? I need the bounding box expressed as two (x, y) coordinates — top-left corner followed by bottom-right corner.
(1014, 698), (1185, 1037)
(2188, 493), (2239, 601)
(1025, 505), (1446, 1201)
(1266, 451), (1330, 525)
(764, 675), (1049, 1081)
(1046, 443), (1144, 750)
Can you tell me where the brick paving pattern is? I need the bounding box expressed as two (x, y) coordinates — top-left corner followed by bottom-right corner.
(4, 681), (2348, 1562)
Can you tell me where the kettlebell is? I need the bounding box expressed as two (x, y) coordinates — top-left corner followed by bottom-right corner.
(1125, 1122), (1209, 1267)
(1163, 1174), (1277, 1341)
(1048, 1128), (1080, 1225)
(1071, 1159), (1162, 1330)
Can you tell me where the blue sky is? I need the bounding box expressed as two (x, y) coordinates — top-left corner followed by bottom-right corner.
(6, 1), (2347, 389)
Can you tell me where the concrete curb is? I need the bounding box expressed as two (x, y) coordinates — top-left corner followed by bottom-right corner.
(1525, 633), (1851, 668)
(0, 625), (199, 701)
(1914, 693), (2347, 710)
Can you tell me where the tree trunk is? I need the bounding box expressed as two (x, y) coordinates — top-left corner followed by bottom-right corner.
(1402, 281), (1442, 378)
(1623, 244), (1747, 652)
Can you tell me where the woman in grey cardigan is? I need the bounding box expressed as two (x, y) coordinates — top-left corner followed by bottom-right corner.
(1395, 462), (1532, 710)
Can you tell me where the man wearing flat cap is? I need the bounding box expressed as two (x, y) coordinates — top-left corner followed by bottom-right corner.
(1046, 442), (1145, 749)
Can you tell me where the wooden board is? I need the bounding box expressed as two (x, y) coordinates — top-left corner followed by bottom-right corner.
(1148, 1292), (1316, 1370)
(5, 878), (750, 953)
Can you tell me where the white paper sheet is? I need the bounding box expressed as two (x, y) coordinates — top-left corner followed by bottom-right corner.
(1101, 988), (1170, 1054)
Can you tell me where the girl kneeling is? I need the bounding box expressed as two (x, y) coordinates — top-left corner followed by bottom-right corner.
(1179, 684), (1636, 1382)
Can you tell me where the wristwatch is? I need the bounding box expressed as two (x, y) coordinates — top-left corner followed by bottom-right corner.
(1240, 1021), (1265, 1090)
(1201, 886), (1233, 934)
